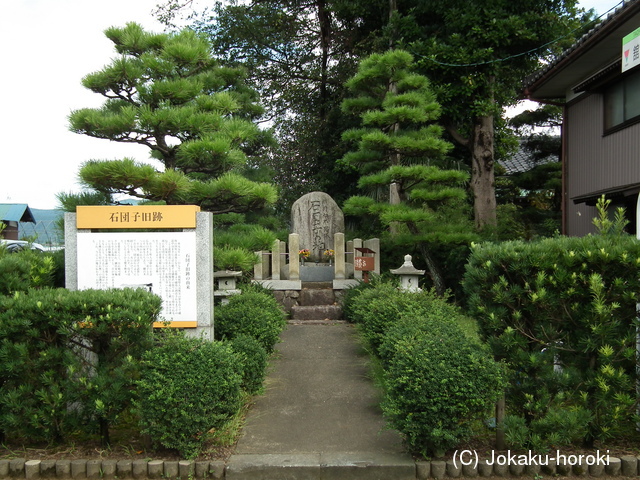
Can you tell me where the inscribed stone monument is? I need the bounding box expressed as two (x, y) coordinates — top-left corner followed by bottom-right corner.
(291, 192), (344, 260)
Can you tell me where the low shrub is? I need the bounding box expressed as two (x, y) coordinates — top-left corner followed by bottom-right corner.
(0, 246), (55, 295)
(214, 288), (286, 352)
(381, 314), (505, 457)
(462, 198), (640, 447)
(0, 288), (160, 445)
(136, 332), (244, 458)
(229, 334), (268, 394)
(339, 276), (377, 323)
(345, 280), (445, 355)
(378, 297), (480, 368)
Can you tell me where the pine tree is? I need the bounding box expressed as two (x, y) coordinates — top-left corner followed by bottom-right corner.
(340, 50), (476, 294)
(68, 23), (277, 214)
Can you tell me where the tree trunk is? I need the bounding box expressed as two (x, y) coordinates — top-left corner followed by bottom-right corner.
(418, 242), (446, 296)
(470, 114), (497, 230)
(406, 222), (446, 295)
(317, 0), (330, 121)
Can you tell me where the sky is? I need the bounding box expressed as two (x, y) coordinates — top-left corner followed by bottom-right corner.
(0, 0), (628, 210)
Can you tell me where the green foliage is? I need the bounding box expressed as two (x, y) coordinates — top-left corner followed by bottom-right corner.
(340, 277), (500, 456)
(136, 332), (244, 458)
(228, 334), (268, 395)
(0, 288), (160, 445)
(340, 49), (476, 294)
(0, 245), (55, 295)
(339, 277), (379, 323)
(69, 22), (278, 215)
(344, 280), (433, 353)
(462, 219), (640, 447)
(69, 289), (161, 446)
(380, 312), (505, 457)
(592, 195), (629, 235)
(503, 406), (592, 452)
(340, 50), (452, 172)
(214, 246), (259, 272)
(214, 288), (286, 352)
(215, 224), (278, 251)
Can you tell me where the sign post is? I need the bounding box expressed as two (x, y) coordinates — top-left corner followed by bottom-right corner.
(65, 205), (214, 339)
(623, 27), (640, 73)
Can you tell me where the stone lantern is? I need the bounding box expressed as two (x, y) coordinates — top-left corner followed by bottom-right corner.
(390, 254), (425, 292)
(213, 270), (242, 304)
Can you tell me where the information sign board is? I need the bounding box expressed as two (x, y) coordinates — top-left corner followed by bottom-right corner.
(77, 231), (198, 328)
(623, 27), (640, 73)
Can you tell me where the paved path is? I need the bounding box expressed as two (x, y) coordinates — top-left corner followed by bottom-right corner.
(226, 323), (416, 479)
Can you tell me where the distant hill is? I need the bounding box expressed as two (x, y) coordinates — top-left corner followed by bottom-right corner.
(19, 208), (65, 246)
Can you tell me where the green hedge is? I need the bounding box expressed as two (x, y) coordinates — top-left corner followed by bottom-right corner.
(136, 332), (244, 458)
(229, 334), (268, 395)
(214, 287), (286, 352)
(341, 280), (503, 457)
(0, 246), (55, 294)
(0, 288), (160, 445)
(462, 233), (640, 447)
(380, 308), (505, 457)
(344, 281), (443, 354)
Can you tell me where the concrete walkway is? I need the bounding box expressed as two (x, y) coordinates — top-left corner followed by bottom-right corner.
(226, 323), (416, 479)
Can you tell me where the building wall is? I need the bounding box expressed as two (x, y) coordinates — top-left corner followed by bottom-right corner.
(565, 92), (640, 236)
(1, 221), (19, 240)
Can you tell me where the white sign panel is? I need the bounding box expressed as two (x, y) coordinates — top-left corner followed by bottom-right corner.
(77, 231), (197, 324)
(623, 27), (640, 73)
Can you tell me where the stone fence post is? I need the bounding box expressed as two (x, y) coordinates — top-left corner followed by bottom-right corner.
(352, 238), (363, 280)
(288, 233), (300, 280)
(334, 232), (346, 280)
(271, 239), (281, 280)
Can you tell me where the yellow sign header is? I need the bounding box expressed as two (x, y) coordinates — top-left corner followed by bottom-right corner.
(76, 205), (201, 229)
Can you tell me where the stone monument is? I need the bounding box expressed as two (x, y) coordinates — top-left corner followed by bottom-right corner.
(291, 192), (344, 261)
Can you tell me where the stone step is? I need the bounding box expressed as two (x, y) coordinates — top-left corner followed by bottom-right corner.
(290, 305), (342, 321)
(299, 288), (335, 306)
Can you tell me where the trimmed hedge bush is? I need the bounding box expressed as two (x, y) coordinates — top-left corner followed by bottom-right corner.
(345, 281), (446, 355)
(229, 334), (268, 394)
(136, 332), (244, 458)
(0, 288), (160, 445)
(0, 246), (55, 295)
(462, 232), (640, 447)
(380, 312), (505, 457)
(214, 288), (286, 352)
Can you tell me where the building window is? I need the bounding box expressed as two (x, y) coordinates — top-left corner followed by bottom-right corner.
(604, 69), (640, 131)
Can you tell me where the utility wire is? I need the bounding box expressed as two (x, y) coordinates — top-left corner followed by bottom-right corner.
(415, 1), (625, 68)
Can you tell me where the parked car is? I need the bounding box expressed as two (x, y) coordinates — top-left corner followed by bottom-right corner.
(0, 239), (46, 252)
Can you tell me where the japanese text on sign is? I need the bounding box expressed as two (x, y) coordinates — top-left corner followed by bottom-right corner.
(77, 232), (197, 323)
(76, 205), (200, 229)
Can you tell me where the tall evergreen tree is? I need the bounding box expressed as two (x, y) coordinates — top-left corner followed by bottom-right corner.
(68, 22), (277, 214)
(391, 0), (589, 229)
(155, 0), (392, 211)
(340, 50), (476, 294)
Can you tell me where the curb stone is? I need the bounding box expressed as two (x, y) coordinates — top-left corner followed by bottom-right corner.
(477, 459), (492, 477)
(25, 460), (40, 480)
(445, 460), (461, 478)
(430, 460), (446, 479)
(86, 460), (101, 479)
(9, 459), (25, 478)
(1, 455), (634, 478)
(102, 459), (117, 479)
(416, 460), (430, 479)
(147, 460), (163, 479)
